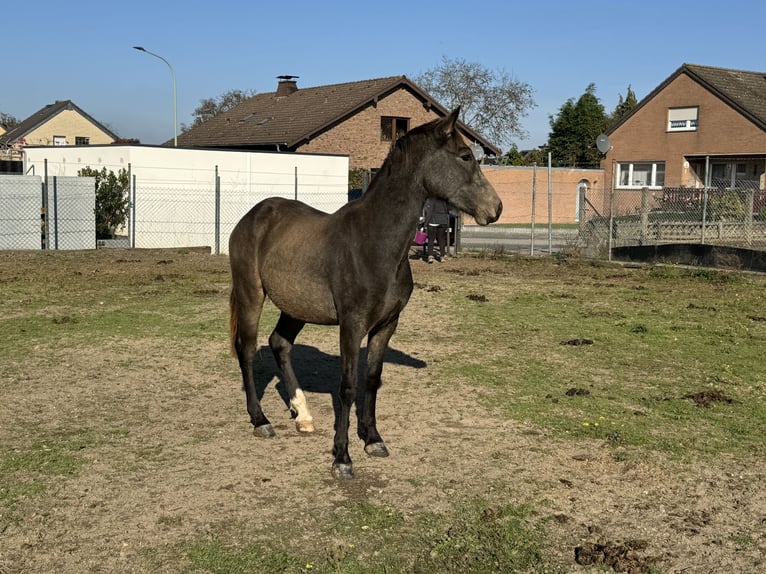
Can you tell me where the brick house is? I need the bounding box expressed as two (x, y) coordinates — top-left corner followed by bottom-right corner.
(599, 63), (766, 213)
(0, 100), (118, 173)
(175, 75), (499, 172)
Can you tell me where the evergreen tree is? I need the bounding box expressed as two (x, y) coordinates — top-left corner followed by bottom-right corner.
(547, 83), (607, 168)
(609, 85), (638, 127)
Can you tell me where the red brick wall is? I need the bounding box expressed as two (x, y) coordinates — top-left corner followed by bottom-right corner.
(298, 88), (441, 170)
(479, 166), (604, 225)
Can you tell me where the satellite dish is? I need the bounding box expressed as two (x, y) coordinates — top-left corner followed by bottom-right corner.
(596, 134), (611, 154)
(470, 143), (485, 161)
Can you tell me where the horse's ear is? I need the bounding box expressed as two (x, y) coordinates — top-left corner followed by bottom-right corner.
(440, 107), (461, 137)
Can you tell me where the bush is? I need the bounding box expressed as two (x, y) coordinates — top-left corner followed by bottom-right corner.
(78, 167), (130, 238)
(707, 190), (745, 221)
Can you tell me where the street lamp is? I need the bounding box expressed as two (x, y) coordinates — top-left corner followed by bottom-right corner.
(133, 46), (177, 147)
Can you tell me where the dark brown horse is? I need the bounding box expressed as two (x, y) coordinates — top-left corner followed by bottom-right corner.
(229, 109), (502, 478)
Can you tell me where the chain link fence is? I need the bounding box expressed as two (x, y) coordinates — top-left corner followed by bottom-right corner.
(0, 175), (96, 250)
(1, 160), (348, 254)
(578, 183), (766, 259)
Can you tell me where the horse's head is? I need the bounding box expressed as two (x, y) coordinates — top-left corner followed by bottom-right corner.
(417, 108), (502, 226)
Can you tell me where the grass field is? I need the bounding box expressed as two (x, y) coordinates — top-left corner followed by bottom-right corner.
(1, 248), (764, 573)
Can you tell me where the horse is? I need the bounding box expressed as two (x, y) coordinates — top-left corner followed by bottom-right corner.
(228, 108), (502, 478)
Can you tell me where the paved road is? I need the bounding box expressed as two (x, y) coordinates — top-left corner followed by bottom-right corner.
(458, 225), (578, 255)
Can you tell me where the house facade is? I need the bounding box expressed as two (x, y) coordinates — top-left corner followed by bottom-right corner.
(175, 76), (499, 172)
(600, 64), (766, 213)
(0, 100), (117, 172)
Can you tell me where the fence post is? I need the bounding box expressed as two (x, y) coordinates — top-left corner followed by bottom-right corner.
(701, 156), (710, 244)
(131, 173), (137, 248)
(547, 152), (552, 254)
(52, 176), (59, 250)
(41, 159), (49, 249)
(214, 165), (221, 255)
(608, 185), (615, 261)
(529, 163), (537, 257)
(640, 187), (649, 245)
(745, 188), (754, 247)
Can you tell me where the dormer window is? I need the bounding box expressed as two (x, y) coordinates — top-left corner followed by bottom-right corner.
(668, 107), (698, 132)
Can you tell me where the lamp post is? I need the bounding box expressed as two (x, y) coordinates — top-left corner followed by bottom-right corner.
(133, 46), (177, 147)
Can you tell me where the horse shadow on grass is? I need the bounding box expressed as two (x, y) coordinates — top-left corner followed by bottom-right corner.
(252, 344), (427, 431)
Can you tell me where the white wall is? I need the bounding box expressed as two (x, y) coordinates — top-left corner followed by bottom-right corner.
(22, 145), (349, 253)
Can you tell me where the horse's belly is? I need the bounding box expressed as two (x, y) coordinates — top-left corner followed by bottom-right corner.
(263, 275), (338, 325)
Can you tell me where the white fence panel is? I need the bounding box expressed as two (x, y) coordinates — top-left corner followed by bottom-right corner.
(0, 176), (42, 250)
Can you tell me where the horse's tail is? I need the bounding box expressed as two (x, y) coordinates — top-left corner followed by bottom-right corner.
(229, 289), (239, 358)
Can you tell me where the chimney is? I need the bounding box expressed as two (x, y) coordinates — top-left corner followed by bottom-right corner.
(276, 75), (299, 97)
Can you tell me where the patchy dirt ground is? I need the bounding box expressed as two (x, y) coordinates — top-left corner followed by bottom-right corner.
(1, 249), (764, 573)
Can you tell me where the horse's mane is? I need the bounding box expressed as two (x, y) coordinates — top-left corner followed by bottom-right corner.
(378, 116), (444, 178)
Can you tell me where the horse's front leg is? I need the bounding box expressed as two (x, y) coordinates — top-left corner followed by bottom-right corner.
(358, 318), (399, 458)
(332, 327), (364, 479)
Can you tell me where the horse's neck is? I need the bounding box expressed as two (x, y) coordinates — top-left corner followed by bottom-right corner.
(359, 174), (424, 232)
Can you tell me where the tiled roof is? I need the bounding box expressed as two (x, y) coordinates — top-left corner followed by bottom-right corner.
(608, 63), (766, 135)
(0, 100), (118, 145)
(683, 64), (766, 129)
(175, 75), (499, 155)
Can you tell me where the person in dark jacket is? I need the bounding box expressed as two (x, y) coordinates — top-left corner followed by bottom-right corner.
(422, 197), (450, 262)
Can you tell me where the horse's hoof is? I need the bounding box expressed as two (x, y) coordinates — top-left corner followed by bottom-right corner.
(331, 462), (354, 479)
(253, 424), (275, 438)
(295, 419), (315, 433)
(364, 442), (389, 457)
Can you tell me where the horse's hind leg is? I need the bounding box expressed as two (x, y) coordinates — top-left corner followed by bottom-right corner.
(358, 318), (399, 458)
(231, 283), (275, 438)
(269, 313), (315, 433)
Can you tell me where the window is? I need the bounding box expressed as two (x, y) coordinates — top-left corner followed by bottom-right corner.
(617, 162), (665, 188)
(668, 107), (698, 132)
(75, 137), (90, 145)
(381, 117), (409, 141)
(53, 135), (66, 146)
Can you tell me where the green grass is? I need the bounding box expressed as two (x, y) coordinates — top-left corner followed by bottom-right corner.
(438, 257), (766, 460)
(0, 427), (104, 531)
(2, 249), (763, 573)
(181, 500), (557, 574)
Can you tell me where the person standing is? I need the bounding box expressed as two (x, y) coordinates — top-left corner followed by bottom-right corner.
(422, 197), (450, 262)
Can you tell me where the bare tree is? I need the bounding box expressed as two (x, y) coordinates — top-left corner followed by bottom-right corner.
(182, 89), (256, 132)
(1, 112), (19, 131)
(415, 57), (535, 150)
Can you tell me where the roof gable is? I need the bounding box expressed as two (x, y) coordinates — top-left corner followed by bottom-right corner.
(607, 63), (766, 135)
(176, 75), (499, 155)
(0, 100), (118, 145)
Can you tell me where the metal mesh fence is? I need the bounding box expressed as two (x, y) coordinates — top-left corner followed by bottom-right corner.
(578, 184), (766, 257)
(0, 176), (96, 250)
(612, 187), (766, 249)
(0, 161), (348, 254)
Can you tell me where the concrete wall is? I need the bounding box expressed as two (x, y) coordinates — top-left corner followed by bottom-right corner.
(23, 146), (349, 253)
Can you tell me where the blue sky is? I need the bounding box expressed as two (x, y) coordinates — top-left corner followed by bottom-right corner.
(4, 0), (765, 151)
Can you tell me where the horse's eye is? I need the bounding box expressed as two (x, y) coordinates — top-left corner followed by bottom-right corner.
(459, 151), (473, 162)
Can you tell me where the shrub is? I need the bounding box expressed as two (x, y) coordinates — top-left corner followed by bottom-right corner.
(78, 167), (130, 238)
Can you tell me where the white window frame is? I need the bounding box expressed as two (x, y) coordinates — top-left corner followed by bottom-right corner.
(616, 162), (665, 189)
(667, 107), (699, 132)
